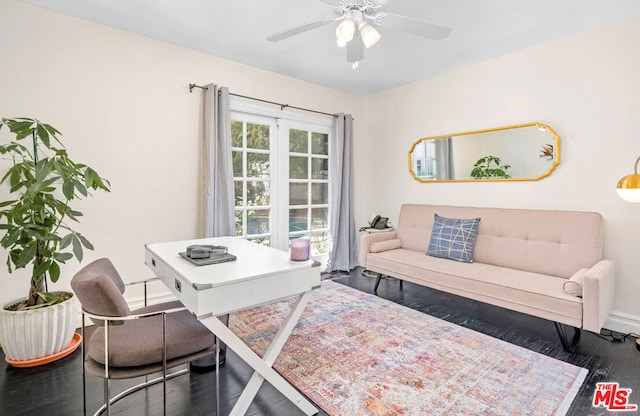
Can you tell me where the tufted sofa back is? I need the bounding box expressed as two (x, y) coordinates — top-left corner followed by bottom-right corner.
(396, 204), (604, 278)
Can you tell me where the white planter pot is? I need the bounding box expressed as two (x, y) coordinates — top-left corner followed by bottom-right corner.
(0, 293), (79, 362)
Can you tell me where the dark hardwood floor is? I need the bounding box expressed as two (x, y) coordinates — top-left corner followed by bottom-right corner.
(1, 268), (638, 415)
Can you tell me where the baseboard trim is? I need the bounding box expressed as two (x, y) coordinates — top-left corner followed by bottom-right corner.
(604, 310), (640, 335)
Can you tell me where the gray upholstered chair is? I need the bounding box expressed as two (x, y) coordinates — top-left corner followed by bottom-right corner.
(71, 258), (218, 416)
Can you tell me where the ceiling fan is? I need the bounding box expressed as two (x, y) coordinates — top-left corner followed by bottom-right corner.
(266, 0), (451, 68)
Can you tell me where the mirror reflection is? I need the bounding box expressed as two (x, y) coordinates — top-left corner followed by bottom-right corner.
(409, 122), (560, 182)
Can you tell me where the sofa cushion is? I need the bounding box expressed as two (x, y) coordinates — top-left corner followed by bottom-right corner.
(88, 300), (216, 367)
(563, 268), (587, 297)
(367, 249), (583, 323)
(427, 214), (481, 263)
(370, 238), (402, 253)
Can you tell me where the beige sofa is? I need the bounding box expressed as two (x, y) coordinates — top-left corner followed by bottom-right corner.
(360, 204), (615, 350)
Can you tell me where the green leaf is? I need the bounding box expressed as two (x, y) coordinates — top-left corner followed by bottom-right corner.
(85, 167), (110, 191)
(42, 122), (61, 137)
(2, 228), (23, 248)
(49, 262), (61, 283)
(54, 252), (73, 262)
(15, 242), (37, 268)
(73, 179), (88, 197)
(59, 234), (73, 250)
(72, 234), (83, 262)
(78, 234), (94, 250)
(62, 179), (74, 200)
(8, 120), (35, 134)
(84, 168), (95, 188)
(32, 260), (51, 278)
(36, 124), (51, 148)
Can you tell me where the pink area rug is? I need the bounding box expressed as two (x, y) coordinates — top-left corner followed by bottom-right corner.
(228, 281), (587, 415)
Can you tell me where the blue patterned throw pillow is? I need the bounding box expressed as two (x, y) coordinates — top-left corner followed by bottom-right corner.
(427, 214), (481, 263)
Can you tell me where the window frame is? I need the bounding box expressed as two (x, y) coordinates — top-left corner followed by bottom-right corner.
(230, 97), (334, 263)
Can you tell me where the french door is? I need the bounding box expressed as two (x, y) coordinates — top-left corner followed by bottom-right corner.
(231, 109), (331, 261)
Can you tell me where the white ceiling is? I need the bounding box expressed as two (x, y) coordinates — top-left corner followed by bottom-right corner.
(21, 0), (640, 96)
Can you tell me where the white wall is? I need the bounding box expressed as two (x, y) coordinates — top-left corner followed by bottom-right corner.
(358, 15), (640, 332)
(0, 1), (364, 305)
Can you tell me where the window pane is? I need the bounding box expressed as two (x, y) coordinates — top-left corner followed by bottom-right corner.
(310, 231), (329, 255)
(312, 132), (328, 155)
(289, 156), (308, 179)
(231, 120), (243, 147)
(311, 158), (328, 179)
(289, 129), (308, 153)
(311, 207), (328, 229)
(311, 183), (328, 205)
(426, 141), (435, 158)
(234, 210), (243, 236)
(248, 237), (270, 247)
(247, 209), (270, 235)
(247, 181), (270, 206)
(234, 181), (243, 206)
(232, 151), (243, 177)
(289, 183), (308, 206)
(289, 208), (308, 233)
(247, 152), (270, 178)
(247, 123), (269, 150)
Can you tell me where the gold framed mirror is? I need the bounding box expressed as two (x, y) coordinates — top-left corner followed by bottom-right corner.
(408, 122), (560, 182)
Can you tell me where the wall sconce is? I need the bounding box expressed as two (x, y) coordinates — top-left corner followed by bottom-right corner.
(617, 156), (640, 203)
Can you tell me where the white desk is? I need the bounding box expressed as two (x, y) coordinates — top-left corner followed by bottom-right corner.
(145, 236), (320, 415)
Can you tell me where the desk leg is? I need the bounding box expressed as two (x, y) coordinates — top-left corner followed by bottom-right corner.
(202, 291), (317, 416)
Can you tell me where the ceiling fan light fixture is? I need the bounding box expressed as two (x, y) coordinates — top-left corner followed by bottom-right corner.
(336, 18), (355, 43)
(359, 23), (381, 48)
(336, 37), (347, 47)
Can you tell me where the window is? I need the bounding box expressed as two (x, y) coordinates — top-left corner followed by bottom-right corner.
(412, 140), (436, 180)
(288, 128), (330, 256)
(231, 100), (333, 260)
(231, 115), (275, 247)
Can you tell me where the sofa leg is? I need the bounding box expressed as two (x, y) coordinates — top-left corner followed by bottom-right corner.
(373, 274), (382, 295)
(554, 322), (581, 351)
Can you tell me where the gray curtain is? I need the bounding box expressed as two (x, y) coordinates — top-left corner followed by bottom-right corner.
(326, 114), (358, 272)
(435, 137), (455, 180)
(200, 84), (235, 237)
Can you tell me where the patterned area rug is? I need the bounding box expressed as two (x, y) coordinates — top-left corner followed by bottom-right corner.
(228, 281), (587, 415)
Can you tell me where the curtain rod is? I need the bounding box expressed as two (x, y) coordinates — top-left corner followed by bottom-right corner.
(188, 83), (339, 118)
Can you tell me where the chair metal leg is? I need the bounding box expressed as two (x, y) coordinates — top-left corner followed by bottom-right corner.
(103, 379), (111, 416)
(162, 313), (167, 416)
(104, 322), (111, 416)
(81, 313), (87, 416)
(92, 369), (189, 416)
(216, 341), (220, 416)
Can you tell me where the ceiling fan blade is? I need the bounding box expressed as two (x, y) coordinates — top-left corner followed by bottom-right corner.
(347, 32), (364, 63)
(379, 13), (451, 40)
(266, 18), (334, 42)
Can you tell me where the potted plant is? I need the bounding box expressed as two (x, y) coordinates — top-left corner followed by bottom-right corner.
(470, 155), (512, 179)
(0, 117), (110, 365)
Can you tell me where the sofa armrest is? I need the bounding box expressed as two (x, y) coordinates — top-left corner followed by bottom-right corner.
(582, 259), (615, 333)
(360, 231), (398, 267)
